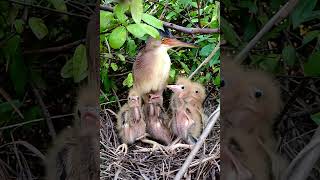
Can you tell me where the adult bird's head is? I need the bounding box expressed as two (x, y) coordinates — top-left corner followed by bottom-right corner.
(145, 37), (197, 51)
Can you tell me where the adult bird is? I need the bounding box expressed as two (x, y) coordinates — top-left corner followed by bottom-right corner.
(132, 33), (196, 102)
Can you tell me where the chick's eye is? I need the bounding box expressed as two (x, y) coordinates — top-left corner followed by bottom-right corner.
(195, 90), (199, 94)
(181, 86), (185, 90)
(254, 89), (263, 98)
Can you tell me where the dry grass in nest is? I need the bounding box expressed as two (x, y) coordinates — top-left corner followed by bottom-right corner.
(100, 89), (220, 180)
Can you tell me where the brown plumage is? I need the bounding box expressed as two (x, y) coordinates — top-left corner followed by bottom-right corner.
(116, 89), (146, 154)
(167, 77), (206, 144)
(221, 58), (287, 180)
(133, 37), (196, 101)
(46, 86), (100, 180)
(143, 94), (172, 145)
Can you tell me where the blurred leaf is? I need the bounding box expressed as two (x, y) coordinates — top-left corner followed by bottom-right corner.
(28, 17), (48, 40)
(100, 11), (114, 32)
(177, 0), (192, 7)
(114, 4), (128, 24)
(0, 100), (21, 114)
(101, 68), (112, 92)
(123, 73), (133, 87)
(214, 74), (221, 86)
(243, 20), (256, 41)
(311, 112), (320, 125)
(140, 24), (160, 39)
(131, 0), (143, 24)
(282, 45), (296, 67)
(109, 26), (127, 49)
(258, 54), (280, 73)
(169, 69), (176, 78)
(239, 0), (257, 14)
(179, 61), (190, 74)
(209, 50), (220, 66)
(142, 13), (164, 30)
(127, 24), (146, 38)
(6, 35), (27, 96)
(24, 106), (41, 121)
(302, 30), (320, 46)
(72, 44), (87, 82)
(48, 0), (67, 12)
(117, 53), (126, 62)
(304, 52), (320, 76)
(200, 44), (213, 57)
(14, 19), (24, 34)
(61, 59), (73, 78)
(126, 37), (137, 57)
(111, 63), (118, 71)
(220, 17), (239, 47)
(291, 0), (317, 28)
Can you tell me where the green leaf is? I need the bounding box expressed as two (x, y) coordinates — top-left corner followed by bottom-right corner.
(126, 37), (137, 57)
(28, 17), (48, 40)
(214, 75), (221, 87)
(123, 73), (133, 87)
(100, 11), (114, 32)
(114, 4), (128, 24)
(126, 24), (146, 38)
(210, 50), (220, 66)
(131, 0), (143, 24)
(48, 0), (67, 12)
(200, 44), (213, 57)
(311, 112), (320, 125)
(304, 52), (320, 76)
(109, 26), (127, 49)
(0, 100), (21, 114)
(117, 53), (126, 62)
(142, 13), (164, 30)
(282, 45), (296, 67)
(14, 19), (24, 33)
(291, 0), (317, 28)
(72, 44), (88, 82)
(169, 69), (176, 78)
(239, 0), (257, 14)
(140, 23), (160, 39)
(179, 61), (190, 74)
(6, 35), (28, 96)
(220, 17), (239, 47)
(61, 59), (73, 78)
(111, 63), (118, 71)
(302, 30), (320, 46)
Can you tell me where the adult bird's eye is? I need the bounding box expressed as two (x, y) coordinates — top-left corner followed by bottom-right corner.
(254, 89), (263, 98)
(220, 79), (225, 87)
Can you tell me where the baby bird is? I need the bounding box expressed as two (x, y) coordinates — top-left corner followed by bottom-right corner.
(143, 93), (172, 146)
(46, 86), (100, 180)
(133, 37), (196, 101)
(167, 77), (206, 144)
(116, 89), (146, 155)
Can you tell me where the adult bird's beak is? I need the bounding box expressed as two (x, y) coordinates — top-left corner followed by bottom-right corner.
(161, 38), (197, 48)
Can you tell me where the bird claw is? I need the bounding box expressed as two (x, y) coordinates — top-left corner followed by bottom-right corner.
(116, 143), (128, 155)
(141, 139), (168, 155)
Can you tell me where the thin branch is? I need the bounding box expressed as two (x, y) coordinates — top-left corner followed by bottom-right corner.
(0, 87), (24, 119)
(234, 0), (300, 63)
(188, 41), (220, 79)
(24, 39), (86, 54)
(31, 83), (56, 139)
(8, 0), (90, 19)
(100, 5), (219, 34)
(174, 105), (220, 180)
(0, 113), (74, 131)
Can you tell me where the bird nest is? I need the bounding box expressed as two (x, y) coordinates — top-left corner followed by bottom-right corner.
(100, 89), (220, 179)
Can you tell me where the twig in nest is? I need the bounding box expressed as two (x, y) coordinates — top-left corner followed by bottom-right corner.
(188, 41), (220, 79)
(31, 83), (56, 139)
(174, 105), (220, 180)
(234, 0), (300, 63)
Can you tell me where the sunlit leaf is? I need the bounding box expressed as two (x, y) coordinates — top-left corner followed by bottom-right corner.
(28, 17), (48, 40)
(123, 73), (133, 87)
(142, 13), (164, 30)
(111, 63), (118, 71)
(127, 24), (146, 38)
(114, 4), (128, 24)
(109, 26), (127, 49)
(100, 11), (114, 32)
(130, 0), (143, 24)
(140, 23), (160, 39)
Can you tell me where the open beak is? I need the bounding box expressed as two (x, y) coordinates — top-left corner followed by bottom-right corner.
(167, 85), (184, 93)
(161, 38), (197, 48)
(130, 96), (139, 106)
